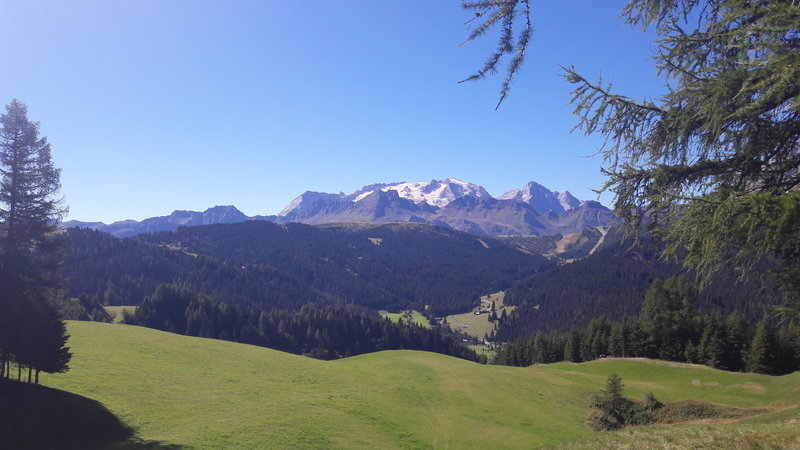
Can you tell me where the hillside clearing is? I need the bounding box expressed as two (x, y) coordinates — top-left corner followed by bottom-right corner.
(379, 310), (430, 328)
(102, 305), (137, 324)
(446, 291), (513, 339)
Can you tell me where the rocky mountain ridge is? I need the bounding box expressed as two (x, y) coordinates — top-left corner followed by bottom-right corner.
(61, 179), (613, 237)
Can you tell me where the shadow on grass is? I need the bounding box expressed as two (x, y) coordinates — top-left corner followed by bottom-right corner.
(0, 379), (184, 449)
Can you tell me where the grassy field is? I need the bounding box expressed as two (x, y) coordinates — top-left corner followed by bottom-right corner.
(446, 291), (513, 339)
(103, 305), (137, 324)
(379, 309), (430, 328)
(30, 321), (800, 448)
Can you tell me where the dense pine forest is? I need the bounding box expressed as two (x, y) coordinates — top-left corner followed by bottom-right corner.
(495, 277), (800, 375)
(63, 222), (554, 317)
(496, 241), (775, 340)
(126, 283), (482, 362)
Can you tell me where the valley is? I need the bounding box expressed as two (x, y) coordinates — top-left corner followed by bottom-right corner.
(3, 0), (798, 448)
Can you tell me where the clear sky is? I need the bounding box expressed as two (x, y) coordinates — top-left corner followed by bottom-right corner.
(0, 1), (661, 223)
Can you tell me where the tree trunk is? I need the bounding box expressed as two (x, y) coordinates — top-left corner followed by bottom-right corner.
(27, 366), (32, 383)
(35, 369), (39, 385)
(17, 364), (21, 381)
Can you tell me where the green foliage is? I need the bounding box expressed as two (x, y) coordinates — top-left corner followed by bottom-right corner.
(496, 277), (799, 375)
(497, 239), (771, 340)
(460, 0), (532, 108)
(640, 276), (696, 360)
(587, 373), (663, 431)
(565, 0), (800, 319)
(747, 318), (778, 374)
(0, 99), (70, 383)
(129, 283), (482, 362)
(654, 400), (749, 424)
(64, 222), (552, 316)
(586, 373), (751, 432)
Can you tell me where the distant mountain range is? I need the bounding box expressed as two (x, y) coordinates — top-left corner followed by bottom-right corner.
(60, 179), (614, 238)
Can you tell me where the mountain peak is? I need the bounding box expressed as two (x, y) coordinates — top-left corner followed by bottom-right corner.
(352, 178), (491, 208)
(499, 182), (580, 215)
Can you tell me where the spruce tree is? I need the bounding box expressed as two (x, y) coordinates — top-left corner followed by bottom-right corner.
(747, 318), (776, 374)
(640, 277), (696, 361)
(0, 99), (70, 382)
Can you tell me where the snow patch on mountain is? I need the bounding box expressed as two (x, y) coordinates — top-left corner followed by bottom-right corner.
(353, 178), (491, 207)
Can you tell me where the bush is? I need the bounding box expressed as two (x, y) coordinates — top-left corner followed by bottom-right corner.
(587, 408), (622, 431)
(588, 374), (663, 430)
(654, 400), (744, 423)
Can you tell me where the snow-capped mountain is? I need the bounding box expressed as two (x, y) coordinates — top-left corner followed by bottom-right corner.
(275, 179), (611, 236)
(351, 178), (491, 208)
(61, 179), (613, 238)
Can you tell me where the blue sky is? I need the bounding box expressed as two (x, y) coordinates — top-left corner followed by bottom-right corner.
(1, 1), (661, 223)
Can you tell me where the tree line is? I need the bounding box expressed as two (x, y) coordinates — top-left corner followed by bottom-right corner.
(495, 277), (800, 375)
(125, 283), (484, 362)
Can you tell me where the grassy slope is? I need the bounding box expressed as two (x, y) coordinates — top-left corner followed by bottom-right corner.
(41, 322), (800, 449)
(103, 305), (137, 324)
(379, 309), (430, 328)
(447, 291), (513, 339)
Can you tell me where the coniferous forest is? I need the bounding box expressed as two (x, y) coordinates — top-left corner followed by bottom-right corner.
(62, 222), (555, 316)
(125, 283), (483, 362)
(495, 277), (800, 375)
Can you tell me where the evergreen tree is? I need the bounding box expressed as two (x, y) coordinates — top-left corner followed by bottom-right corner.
(699, 314), (725, 369)
(775, 327), (800, 375)
(608, 322), (625, 357)
(563, 329), (582, 362)
(723, 312), (750, 372)
(640, 277), (696, 361)
(747, 318), (777, 374)
(564, 1), (800, 320)
(0, 100), (70, 383)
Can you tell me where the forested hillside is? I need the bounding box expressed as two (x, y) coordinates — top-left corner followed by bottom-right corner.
(497, 241), (774, 340)
(127, 283), (481, 361)
(64, 228), (328, 311)
(64, 221), (554, 316)
(495, 277), (800, 376)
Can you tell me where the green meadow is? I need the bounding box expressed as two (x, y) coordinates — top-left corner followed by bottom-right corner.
(446, 291), (513, 339)
(379, 309), (431, 328)
(25, 321), (800, 448)
(103, 305), (137, 324)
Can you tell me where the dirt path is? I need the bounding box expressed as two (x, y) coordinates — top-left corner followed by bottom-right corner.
(588, 226), (609, 256)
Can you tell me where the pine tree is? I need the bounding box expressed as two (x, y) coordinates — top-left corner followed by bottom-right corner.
(0, 99), (70, 382)
(563, 329), (582, 362)
(640, 277), (696, 361)
(723, 312), (750, 372)
(747, 318), (776, 374)
(608, 322), (625, 357)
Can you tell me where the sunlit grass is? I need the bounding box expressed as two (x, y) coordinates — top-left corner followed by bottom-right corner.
(39, 321), (800, 448)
